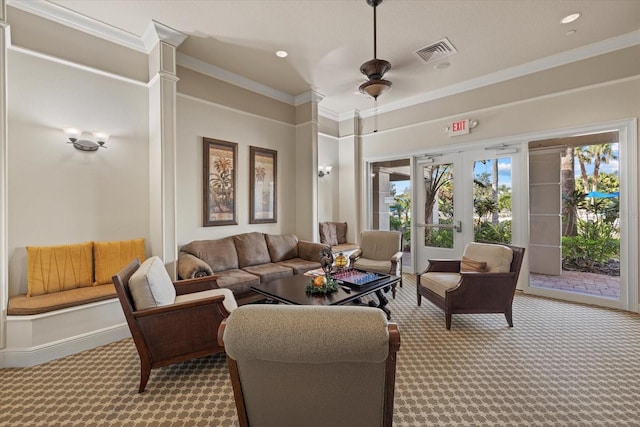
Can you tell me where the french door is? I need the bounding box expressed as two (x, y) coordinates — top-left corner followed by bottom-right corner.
(413, 147), (523, 274)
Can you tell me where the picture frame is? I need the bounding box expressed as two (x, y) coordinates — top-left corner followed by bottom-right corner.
(249, 146), (277, 224)
(203, 137), (237, 226)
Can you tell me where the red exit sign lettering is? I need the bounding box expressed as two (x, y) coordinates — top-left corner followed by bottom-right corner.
(448, 119), (470, 136)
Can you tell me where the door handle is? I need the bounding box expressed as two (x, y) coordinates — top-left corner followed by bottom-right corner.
(416, 221), (462, 233)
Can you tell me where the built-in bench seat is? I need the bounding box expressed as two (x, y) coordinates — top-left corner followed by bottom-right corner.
(7, 238), (145, 315)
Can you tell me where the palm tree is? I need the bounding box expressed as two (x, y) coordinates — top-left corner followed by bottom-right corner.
(423, 164), (452, 225)
(590, 144), (617, 192)
(561, 146), (578, 236)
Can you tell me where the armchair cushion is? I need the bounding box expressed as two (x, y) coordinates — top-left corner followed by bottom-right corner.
(420, 272), (462, 298)
(463, 242), (512, 273)
(174, 288), (238, 314)
(352, 258), (393, 275)
(460, 256), (487, 273)
(129, 256), (176, 310)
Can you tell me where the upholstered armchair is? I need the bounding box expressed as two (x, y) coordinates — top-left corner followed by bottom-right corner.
(350, 230), (403, 296)
(416, 242), (525, 329)
(218, 305), (401, 427)
(112, 257), (237, 392)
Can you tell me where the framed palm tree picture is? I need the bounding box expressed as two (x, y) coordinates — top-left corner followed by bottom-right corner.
(250, 146), (277, 224)
(203, 138), (237, 226)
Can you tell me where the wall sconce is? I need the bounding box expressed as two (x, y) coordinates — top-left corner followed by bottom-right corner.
(64, 128), (109, 151)
(318, 165), (333, 178)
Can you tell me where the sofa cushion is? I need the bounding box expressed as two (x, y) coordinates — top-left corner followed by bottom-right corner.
(277, 258), (321, 275)
(215, 269), (261, 295)
(181, 237), (239, 271)
(26, 241), (94, 297)
(265, 233), (299, 262)
(129, 256), (176, 310)
(234, 232), (271, 268)
(460, 256), (487, 273)
(463, 242), (513, 273)
(94, 238), (145, 285)
(174, 288), (238, 314)
(7, 284), (117, 315)
(242, 263), (293, 283)
(420, 272), (462, 298)
(320, 222), (338, 246)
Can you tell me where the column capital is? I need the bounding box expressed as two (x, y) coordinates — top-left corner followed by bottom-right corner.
(142, 20), (187, 52)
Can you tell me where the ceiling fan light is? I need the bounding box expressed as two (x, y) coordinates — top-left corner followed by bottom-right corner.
(360, 58), (391, 80)
(359, 79), (392, 99)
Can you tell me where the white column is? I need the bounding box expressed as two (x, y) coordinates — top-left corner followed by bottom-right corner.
(338, 111), (362, 243)
(294, 91), (323, 241)
(0, 0), (9, 348)
(145, 22), (186, 279)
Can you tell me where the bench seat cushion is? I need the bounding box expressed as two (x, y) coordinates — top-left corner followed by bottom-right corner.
(7, 284), (117, 315)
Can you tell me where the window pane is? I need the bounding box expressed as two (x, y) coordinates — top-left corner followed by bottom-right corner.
(473, 157), (512, 244)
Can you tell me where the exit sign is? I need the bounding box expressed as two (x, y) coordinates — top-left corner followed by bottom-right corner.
(448, 119), (470, 136)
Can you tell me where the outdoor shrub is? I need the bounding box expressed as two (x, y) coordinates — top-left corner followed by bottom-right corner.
(474, 220), (511, 244)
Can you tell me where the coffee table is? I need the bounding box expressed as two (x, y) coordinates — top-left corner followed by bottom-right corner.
(250, 270), (400, 319)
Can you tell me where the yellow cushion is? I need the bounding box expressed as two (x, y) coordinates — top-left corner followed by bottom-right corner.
(26, 241), (94, 297)
(94, 238), (145, 285)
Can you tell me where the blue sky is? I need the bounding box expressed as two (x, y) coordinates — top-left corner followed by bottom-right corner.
(392, 144), (619, 196)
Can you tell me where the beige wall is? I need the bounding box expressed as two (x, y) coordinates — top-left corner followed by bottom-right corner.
(176, 93), (297, 246)
(6, 50), (150, 296)
(317, 134), (340, 223)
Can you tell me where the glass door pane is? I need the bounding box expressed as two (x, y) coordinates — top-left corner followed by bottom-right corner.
(472, 157), (512, 244)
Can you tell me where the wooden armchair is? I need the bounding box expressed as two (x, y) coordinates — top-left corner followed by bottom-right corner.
(218, 305), (401, 427)
(416, 242), (525, 329)
(112, 257), (237, 392)
(350, 230), (403, 297)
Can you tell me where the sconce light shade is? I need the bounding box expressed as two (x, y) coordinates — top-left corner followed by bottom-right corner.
(64, 128), (109, 151)
(318, 165), (333, 178)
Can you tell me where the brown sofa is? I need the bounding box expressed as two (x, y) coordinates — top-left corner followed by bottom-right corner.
(178, 232), (329, 304)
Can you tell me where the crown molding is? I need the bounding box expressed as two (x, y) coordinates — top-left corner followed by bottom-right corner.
(7, 0), (146, 52)
(351, 30), (640, 121)
(10, 1), (640, 124)
(294, 89), (324, 106)
(142, 20), (187, 51)
(176, 52), (295, 105)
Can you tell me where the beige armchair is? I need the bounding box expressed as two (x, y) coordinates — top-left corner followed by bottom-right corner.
(218, 305), (400, 427)
(417, 242), (525, 329)
(350, 230), (403, 297)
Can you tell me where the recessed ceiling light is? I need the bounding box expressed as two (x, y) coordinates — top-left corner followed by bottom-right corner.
(434, 62), (450, 71)
(276, 50), (288, 58)
(561, 13), (581, 24)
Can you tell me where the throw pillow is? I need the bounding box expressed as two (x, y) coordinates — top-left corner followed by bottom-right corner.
(320, 222), (338, 246)
(93, 238), (145, 285)
(26, 241), (94, 297)
(128, 256), (176, 310)
(460, 256), (487, 273)
(334, 222), (348, 244)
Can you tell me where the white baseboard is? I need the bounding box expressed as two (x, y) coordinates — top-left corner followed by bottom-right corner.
(1, 299), (131, 368)
(1, 323), (131, 368)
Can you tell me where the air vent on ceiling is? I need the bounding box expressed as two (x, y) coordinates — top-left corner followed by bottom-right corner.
(413, 38), (457, 64)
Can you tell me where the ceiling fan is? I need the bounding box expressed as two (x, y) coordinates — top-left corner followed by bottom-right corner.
(359, 0), (392, 101)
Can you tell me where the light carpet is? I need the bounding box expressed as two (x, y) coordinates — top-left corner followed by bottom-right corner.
(1, 274), (639, 426)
